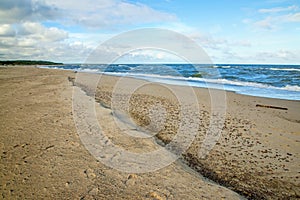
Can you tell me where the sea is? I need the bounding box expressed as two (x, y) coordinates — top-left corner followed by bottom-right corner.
(40, 64), (300, 101)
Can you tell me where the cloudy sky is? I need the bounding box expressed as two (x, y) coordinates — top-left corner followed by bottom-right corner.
(0, 0), (299, 64)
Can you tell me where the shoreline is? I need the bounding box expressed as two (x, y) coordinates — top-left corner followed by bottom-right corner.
(17, 64), (300, 103)
(36, 64), (300, 101)
(100, 72), (300, 103)
(1, 66), (299, 199)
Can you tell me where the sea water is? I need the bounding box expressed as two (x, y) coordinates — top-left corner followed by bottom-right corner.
(41, 64), (300, 101)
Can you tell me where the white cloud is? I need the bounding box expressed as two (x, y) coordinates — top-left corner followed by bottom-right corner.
(18, 22), (44, 35)
(17, 22), (68, 42)
(253, 12), (300, 30)
(0, 24), (15, 37)
(0, 37), (17, 47)
(0, 0), (177, 62)
(258, 5), (298, 13)
(248, 4), (300, 31)
(0, 37), (93, 63)
(285, 12), (300, 22)
(0, 0), (60, 23)
(59, 0), (176, 28)
(187, 31), (252, 51)
(188, 33), (228, 50)
(0, 22), (68, 48)
(254, 49), (299, 62)
(121, 49), (183, 63)
(206, 48), (300, 64)
(231, 40), (252, 47)
(1, 0), (297, 64)
(254, 17), (274, 30)
(0, 22), (72, 61)
(46, 0), (116, 11)
(0, 0), (176, 29)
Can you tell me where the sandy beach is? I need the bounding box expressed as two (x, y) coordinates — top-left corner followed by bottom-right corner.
(1, 66), (299, 199)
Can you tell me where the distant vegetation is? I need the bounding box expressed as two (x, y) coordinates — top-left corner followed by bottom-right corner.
(0, 60), (63, 66)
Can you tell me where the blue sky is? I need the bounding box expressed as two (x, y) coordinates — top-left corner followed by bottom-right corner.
(0, 0), (299, 64)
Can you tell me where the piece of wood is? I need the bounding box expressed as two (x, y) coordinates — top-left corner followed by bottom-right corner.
(256, 104), (288, 110)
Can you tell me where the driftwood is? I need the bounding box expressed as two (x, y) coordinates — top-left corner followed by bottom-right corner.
(256, 104), (288, 110)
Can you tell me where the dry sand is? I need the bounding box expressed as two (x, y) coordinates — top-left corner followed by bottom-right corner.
(1, 66), (299, 199)
(0, 66), (242, 199)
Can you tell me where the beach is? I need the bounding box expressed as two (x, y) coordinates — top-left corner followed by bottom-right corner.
(1, 66), (299, 199)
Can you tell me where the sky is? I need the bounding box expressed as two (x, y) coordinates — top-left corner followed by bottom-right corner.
(0, 0), (299, 64)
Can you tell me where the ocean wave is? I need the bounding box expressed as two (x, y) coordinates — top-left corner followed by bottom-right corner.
(283, 85), (300, 91)
(37, 66), (300, 98)
(39, 66), (68, 70)
(187, 77), (300, 92)
(269, 68), (300, 72)
(105, 72), (300, 92)
(79, 68), (100, 73)
(201, 78), (300, 92)
(213, 65), (231, 69)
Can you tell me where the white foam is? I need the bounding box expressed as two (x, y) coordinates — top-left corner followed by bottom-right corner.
(269, 68), (300, 72)
(283, 85), (300, 91)
(79, 68), (100, 73)
(213, 65), (231, 69)
(39, 66), (71, 71)
(37, 66), (300, 99)
(112, 73), (300, 93)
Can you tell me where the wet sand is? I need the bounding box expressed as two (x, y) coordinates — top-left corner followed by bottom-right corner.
(1, 66), (299, 199)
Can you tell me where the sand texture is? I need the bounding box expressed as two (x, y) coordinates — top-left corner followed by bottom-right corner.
(1, 66), (299, 199)
(0, 67), (242, 199)
(93, 73), (300, 199)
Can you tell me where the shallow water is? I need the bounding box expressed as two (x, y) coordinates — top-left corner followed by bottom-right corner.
(40, 64), (300, 100)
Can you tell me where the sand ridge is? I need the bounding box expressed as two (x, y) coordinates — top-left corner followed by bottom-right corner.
(93, 73), (300, 199)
